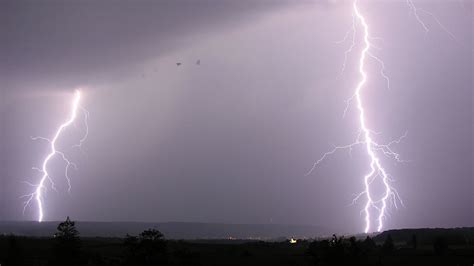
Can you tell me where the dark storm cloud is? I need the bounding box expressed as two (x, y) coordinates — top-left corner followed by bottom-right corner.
(0, 0), (472, 234)
(1, 0), (297, 95)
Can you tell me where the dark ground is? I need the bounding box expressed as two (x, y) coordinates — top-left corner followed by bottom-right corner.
(1, 227), (474, 266)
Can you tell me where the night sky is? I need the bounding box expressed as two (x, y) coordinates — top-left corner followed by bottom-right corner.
(1, 0), (472, 234)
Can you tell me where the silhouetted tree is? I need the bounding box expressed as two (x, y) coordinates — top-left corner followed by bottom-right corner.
(139, 229), (167, 264)
(348, 236), (360, 257)
(123, 228), (167, 266)
(56, 216), (79, 236)
(433, 236), (448, 256)
(53, 216), (81, 265)
(362, 236), (376, 252)
(316, 235), (349, 265)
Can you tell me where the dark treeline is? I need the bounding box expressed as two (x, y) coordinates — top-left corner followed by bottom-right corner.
(1, 217), (474, 266)
(374, 228), (474, 246)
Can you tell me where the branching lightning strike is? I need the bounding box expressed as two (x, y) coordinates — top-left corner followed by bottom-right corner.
(22, 90), (88, 222)
(406, 0), (458, 42)
(306, 0), (405, 233)
(307, 0), (458, 233)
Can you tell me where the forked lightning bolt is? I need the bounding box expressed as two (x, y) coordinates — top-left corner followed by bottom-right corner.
(350, 0), (398, 234)
(307, 0), (405, 233)
(406, 0), (458, 42)
(22, 90), (88, 222)
(307, 0), (459, 233)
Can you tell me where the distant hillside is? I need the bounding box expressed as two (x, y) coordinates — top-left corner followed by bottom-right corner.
(374, 228), (474, 245)
(0, 221), (331, 239)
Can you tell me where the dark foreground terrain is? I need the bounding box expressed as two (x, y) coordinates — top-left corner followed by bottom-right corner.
(1, 219), (474, 266)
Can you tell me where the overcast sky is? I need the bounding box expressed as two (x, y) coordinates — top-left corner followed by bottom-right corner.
(1, 0), (472, 234)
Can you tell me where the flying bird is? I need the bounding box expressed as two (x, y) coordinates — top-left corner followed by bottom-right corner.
(196, 59), (200, 65)
(176, 62), (182, 66)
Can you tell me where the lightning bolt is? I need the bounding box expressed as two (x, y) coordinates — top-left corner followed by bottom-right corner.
(308, 0), (459, 233)
(406, 0), (458, 42)
(307, 0), (405, 233)
(350, 0), (395, 234)
(21, 90), (88, 222)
